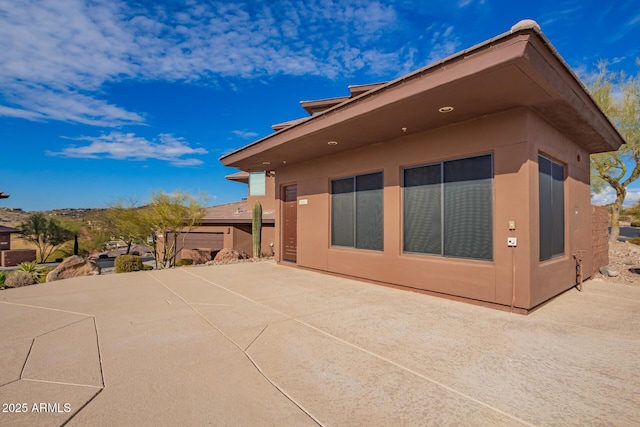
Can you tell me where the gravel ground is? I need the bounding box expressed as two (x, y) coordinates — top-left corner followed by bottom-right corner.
(593, 240), (640, 285)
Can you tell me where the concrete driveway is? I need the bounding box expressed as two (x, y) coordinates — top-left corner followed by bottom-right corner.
(0, 262), (638, 426)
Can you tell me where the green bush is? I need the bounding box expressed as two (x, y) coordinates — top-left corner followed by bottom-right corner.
(176, 258), (193, 266)
(131, 251), (140, 256)
(0, 271), (6, 289)
(631, 222), (640, 228)
(5, 271), (35, 288)
(38, 266), (55, 283)
(142, 264), (154, 271)
(629, 237), (640, 246)
(114, 255), (143, 273)
(16, 261), (47, 283)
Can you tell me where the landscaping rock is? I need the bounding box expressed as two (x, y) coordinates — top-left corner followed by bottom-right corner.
(591, 241), (640, 285)
(46, 255), (101, 282)
(211, 248), (249, 263)
(599, 265), (620, 277)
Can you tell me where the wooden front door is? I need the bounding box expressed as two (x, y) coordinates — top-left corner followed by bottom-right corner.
(282, 184), (297, 262)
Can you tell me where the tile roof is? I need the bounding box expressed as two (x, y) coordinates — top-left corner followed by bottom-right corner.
(202, 201), (275, 224)
(0, 225), (20, 233)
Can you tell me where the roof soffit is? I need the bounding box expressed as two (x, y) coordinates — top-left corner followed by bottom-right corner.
(221, 30), (624, 171)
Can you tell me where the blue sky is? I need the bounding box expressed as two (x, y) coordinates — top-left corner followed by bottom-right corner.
(1, 0), (639, 211)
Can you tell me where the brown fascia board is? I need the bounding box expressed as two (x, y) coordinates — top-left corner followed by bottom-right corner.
(271, 116), (311, 131)
(348, 82), (388, 96)
(300, 96), (351, 115)
(0, 225), (20, 233)
(225, 171), (249, 183)
(518, 34), (624, 153)
(220, 21), (624, 168)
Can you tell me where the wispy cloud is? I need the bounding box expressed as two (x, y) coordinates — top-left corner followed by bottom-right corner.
(232, 130), (259, 139)
(425, 24), (461, 63)
(47, 132), (208, 166)
(0, 0), (412, 126)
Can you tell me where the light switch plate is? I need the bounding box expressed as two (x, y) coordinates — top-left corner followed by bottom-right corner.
(507, 237), (517, 247)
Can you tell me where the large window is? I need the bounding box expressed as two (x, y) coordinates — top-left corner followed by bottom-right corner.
(538, 155), (564, 261)
(403, 154), (493, 261)
(331, 171), (384, 251)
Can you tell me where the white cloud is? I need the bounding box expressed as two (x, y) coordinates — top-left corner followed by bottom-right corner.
(592, 187), (615, 205)
(425, 24), (461, 63)
(232, 130), (259, 139)
(47, 132), (208, 166)
(0, 0), (417, 126)
(592, 186), (640, 207)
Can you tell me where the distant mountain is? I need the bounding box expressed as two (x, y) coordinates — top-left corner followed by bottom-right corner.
(0, 207), (103, 228)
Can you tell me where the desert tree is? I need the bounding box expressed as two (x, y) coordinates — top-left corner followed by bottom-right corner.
(19, 213), (75, 263)
(105, 198), (149, 254)
(144, 192), (206, 268)
(590, 60), (640, 242)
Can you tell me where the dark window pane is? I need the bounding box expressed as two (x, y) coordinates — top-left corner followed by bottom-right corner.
(356, 172), (384, 250)
(443, 155), (493, 260)
(403, 165), (442, 254)
(331, 178), (354, 247)
(538, 156), (552, 261)
(551, 161), (564, 257)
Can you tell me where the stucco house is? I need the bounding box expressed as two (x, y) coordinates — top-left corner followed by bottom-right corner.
(173, 172), (276, 260)
(220, 20), (624, 313)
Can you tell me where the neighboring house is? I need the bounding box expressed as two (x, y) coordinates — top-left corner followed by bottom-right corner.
(174, 172), (276, 260)
(0, 225), (20, 252)
(0, 191), (36, 266)
(220, 20), (625, 313)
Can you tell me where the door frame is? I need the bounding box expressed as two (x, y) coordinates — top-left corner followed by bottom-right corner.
(281, 183), (297, 263)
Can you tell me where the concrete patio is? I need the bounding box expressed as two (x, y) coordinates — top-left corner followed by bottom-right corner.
(0, 261), (638, 426)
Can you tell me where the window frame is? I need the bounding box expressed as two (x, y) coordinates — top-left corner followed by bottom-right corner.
(330, 170), (384, 251)
(402, 153), (494, 262)
(538, 154), (565, 262)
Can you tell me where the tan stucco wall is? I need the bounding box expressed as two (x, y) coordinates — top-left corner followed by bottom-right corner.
(188, 224), (275, 257)
(275, 107), (590, 311)
(527, 112), (592, 308)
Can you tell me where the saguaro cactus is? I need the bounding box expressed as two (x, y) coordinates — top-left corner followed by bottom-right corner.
(252, 201), (262, 258)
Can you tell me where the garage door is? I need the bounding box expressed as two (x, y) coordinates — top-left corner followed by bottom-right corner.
(175, 232), (224, 259)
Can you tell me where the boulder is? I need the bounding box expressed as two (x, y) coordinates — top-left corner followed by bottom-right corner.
(212, 248), (249, 263)
(599, 265), (620, 277)
(181, 248), (219, 265)
(47, 255), (101, 282)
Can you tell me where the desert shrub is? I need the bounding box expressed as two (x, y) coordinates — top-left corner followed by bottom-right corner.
(142, 264), (154, 271)
(0, 271), (6, 289)
(5, 271), (35, 288)
(114, 255), (143, 273)
(631, 222), (640, 228)
(629, 237), (640, 246)
(16, 261), (47, 283)
(37, 266), (55, 283)
(176, 258), (193, 266)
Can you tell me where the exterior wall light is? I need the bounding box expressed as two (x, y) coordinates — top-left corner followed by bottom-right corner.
(438, 106), (454, 113)
(328, 141), (338, 145)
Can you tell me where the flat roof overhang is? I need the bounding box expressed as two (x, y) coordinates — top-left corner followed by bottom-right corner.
(220, 29), (625, 172)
